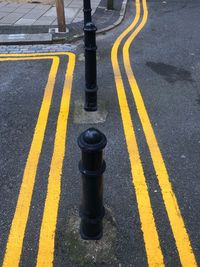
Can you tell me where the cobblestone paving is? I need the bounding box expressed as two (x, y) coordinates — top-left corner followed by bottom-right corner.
(0, 44), (77, 53)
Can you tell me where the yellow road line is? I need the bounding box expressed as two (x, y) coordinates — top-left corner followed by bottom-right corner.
(36, 53), (75, 267)
(123, 0), (197, 266)
(0, 52), (75, 57)
(2, 56), (60, 267)
(0, 56), (57, 61)
(111, 0), (164, 266)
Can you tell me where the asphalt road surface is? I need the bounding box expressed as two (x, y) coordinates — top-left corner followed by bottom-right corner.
(0, 0), (200, 266)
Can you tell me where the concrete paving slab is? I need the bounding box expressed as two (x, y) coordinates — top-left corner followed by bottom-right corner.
(0, 2), (8, 8)
(33, 16), (56, 25)
(72, 17), (82, 23)
(0, 6), (18, 12)
(65, 7), (80, 18)
(20, 3), (37, 9)
(15, 18), (36, 25)
(75, 9), (84, 19)
(68, 1), (83, 8)
(63, 0), (73, 7)
(76, 8), (83, 16)
(0, 13), (23, 24)
(51, 18), (57, 25)
(44, 7), (80, 19)
(31, 5), (51, 11)
(13, 7), (35, 14)
(15, 5), (34, 13)
(0, 12), (9, 20)
(22, 12), (43, 20)
(73, 10), (84, 23)
(25, 9), (47, 16)
(4, 3), (22, 8)
(43, 7), (57, 17)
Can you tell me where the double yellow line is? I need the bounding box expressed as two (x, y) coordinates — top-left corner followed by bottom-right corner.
(111, 0), (197, 266)
(1, 52), (75, 267)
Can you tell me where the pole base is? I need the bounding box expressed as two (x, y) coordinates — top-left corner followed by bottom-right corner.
(79, 205), (105, 240)
(80, 220), (103, 240)
(84, 90), (97, 112)
(84, 105), (97, 112)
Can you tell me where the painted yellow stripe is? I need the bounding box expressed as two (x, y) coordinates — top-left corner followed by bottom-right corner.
(0, 56), (57, 61)
(123, 0), (197, 266)
(111, 0), (164, 266)
(0, 52), (75, 57)
(2, 56), (60, 267)
(36, 53), (75, 267)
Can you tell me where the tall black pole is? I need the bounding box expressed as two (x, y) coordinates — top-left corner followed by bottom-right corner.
(83, 0), (92, 25)
(107, 0), (114, 10)
(84, 22), (98, 111)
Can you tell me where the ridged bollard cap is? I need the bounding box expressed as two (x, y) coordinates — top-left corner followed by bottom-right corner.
(84, 22), (97, 32)
(78, 128), (107, 151)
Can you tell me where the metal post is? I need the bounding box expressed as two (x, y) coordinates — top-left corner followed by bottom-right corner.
(84, 22), (98, 111)
(107, 0), (114, 10)
(83, 0), (92, 25)
(78, 128), (107, 240)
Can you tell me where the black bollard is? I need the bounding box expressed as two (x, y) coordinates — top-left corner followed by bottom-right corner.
(107, 0), (114, 10)
(84, 22), (98, 111)
(83, 0), (92, 25)
(78, 128), (107, 240)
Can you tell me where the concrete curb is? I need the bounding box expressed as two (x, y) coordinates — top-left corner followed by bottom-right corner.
(70, 0), (128, 41)
(98, 0), (128, 33)
(0, 0), (128, 45)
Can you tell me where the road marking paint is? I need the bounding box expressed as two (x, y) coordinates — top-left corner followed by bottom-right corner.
(0, 56), (57, 61)
(0, 52), (76, 57)
(36, 53), (75, 267)
(111, 0), (164, 265)
(123, 0), (197, 266)
(2, 55), (60, 267)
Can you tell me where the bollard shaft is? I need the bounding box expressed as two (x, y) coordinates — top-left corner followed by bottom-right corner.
(85, 50), (97, 90)
(83, 0), (92, 25)
(84, 22), (98, 111)
(81, 172), (104, 216)
(107, 0), (114, 10)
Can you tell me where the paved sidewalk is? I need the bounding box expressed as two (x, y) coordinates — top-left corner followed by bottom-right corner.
(0, 0), (101, 26)
(0, 0), (127, 43)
